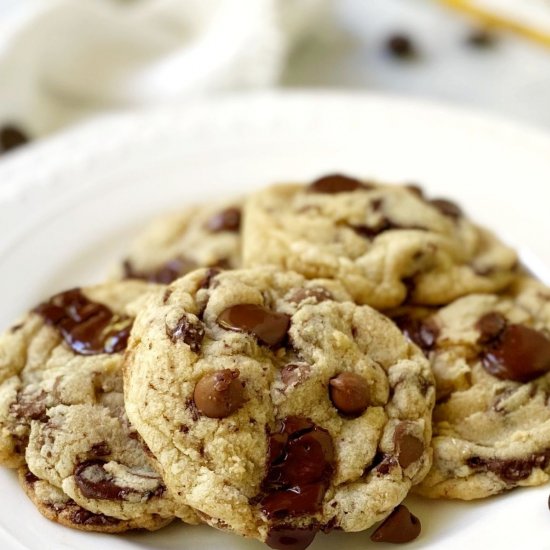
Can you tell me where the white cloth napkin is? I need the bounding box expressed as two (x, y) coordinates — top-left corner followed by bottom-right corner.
(0, 0), (330, 135)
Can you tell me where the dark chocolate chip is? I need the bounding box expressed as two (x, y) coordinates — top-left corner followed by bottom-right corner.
(476, 312), (507, 344)
(199, 267), (222, 289)
(385, 33), (417, 59)
(370, 505), (421, 543)
(393, 423), (424, 469)
(467, 27), (496, 48)
(393, 314), (439, 354)
(75, 460), (131, 500)
(205, 207), (241, 233)
(329, 372), (370, 416)
(0, 124), (29, 154)
(430, 198), (462, 219)
(166, 314), (205, 353)
(24, 470), (39, 484)
(309, 174), (370, 194)
(266, 525), (318, 550)
(193, 369), (245, 418)
(405, 184), (424, 198)
(122, 256), (197, 284)
(480, 324), (550, 382)
(259, 417), (335, 520)
(352, 219), (427, 240)
(281, 363), (311, 387)
(217, 304), (290, 347)
(34, 289), (133, 356)
(90, 442), (111, 457)
(70, 506), (121, 526)
(287, 287), (333, 305)
(467, 452), (550, 483)
(11, 390), (48, 421)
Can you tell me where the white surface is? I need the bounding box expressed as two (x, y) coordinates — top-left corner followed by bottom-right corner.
(0, 92), (550, 548)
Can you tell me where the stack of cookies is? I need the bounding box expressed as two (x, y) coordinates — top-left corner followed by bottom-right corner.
(1, 174), (548, 549)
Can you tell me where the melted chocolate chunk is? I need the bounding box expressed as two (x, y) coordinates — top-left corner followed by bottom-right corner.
(329, 372), (370, 416)
(479, 322), (550, 382)
(24, 470), (39, 484)
(266, 525), (319, 550)
(205, 207), (241, 233)
(34, 289), (133, 356)
(467, 451), (550, 483)
(393, 423), (424, 469)
(166, 314), (205, 353)
(430, 198), (462, 219)
(0, 124), (29, 154)
(217, 304), (290, 347)
(385, 33), (417, 59)
(476, 312), (507, 344)
(393, 314), (439, 354)
(281, 363), (311, 387)
(193, 369), (245, 418)
(70, 506), (121, 526)
(308, 174), (370, 194)
(11, 390), (48, 421)
(123, 256), (197, 284)
(287, 287), (333, 305)
(370, 505), (421, 543)
(259, 417), (335, 520)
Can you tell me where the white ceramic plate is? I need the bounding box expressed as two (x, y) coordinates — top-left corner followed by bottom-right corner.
(0, 92), (549, 550)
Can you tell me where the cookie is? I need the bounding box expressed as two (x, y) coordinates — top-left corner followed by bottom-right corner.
(242, 175), (517, 309)
(394, 277), (550, 499)
(118, 201), (242, 284)
(124, 267), (435, 548)
(0, 281), (198, 528)
(19, 467), (171, 533)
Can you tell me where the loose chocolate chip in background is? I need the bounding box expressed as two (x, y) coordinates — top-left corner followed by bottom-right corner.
(34, 289), (133, 355)
(385, 33), (417, 59)
(0, 124), (29, 154)
(393, 423), (424, 469)
(259, 417), (335, 521)
(329, 372), (370, 416)
(467, 452), (550, 483)
(467, 27), (497, 48)
(308, 174), (370, 194)
(430, 198), (462, 219)
(193, 369), (245, 418)
(370, 504), (421, 543)
(266, 525), (319, 550)
(217, 304), (290, 347)
(123, 256), (197, 285)
(166, 314), (205, 353)
(287, 287), (333, 305)
(480, 324), (550, 382)
(205, 207), (242, 233)
(393, 314), (439, 354)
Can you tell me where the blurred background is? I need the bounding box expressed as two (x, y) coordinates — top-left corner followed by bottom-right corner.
(0, 0), (549, 154)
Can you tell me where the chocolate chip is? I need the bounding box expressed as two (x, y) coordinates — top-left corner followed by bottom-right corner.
(122, 256), (197, 284)
(11, 389), (47, 421)
(70, 506), (120, 526)
(24, 470), (39, 484)
(476, 312), (507, 344)
(193, 369), (245, 418)
(266, 525), (318, 550)
(75, 460), (132, 500)
(467, 27), (496, 48)
(467, 452), (550, 483)
(480, 324), (550, 382)
(217, 304), (290, 347)
(405, 184), (424, 198)
(370, 505), (421, 543)
(166, 314), (205, 353)
(308, 174), (369, 194)
(430, 198), (462, 219)
(34, 289), (133, 356)
(353, 219), (427, 240)
(205, 207), (241, 233)
(0, 124), (29, 154)
(281, 363), (311, 387)
(90, 442), (111, 457)
(259, 417), (335, 520)
(199, 267), (222, 289)
(393, 315), (439, 354)
(393, 423), (424, 469)
(385, 33), (417, 59)
(329, 372), (370, 416)
(287, 287), (333, 305)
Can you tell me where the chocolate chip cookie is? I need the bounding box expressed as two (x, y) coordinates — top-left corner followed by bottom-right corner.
(394, 277), (550, 499)
(242, 175), (517, 309)
(124, 267), (435, 548)
(118, 201), (242, 284)
(0, 281), (198, 529)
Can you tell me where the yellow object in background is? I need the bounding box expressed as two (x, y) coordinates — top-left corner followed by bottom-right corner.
(440, 0), (550, 47)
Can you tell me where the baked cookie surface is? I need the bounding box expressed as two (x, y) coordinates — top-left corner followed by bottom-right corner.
(124, 267), (435, 547)
(118, 200), (242, 284)
(394, 277), (550, 499)
(242, 175), (517, 309)
(0, 281), (197, 529)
